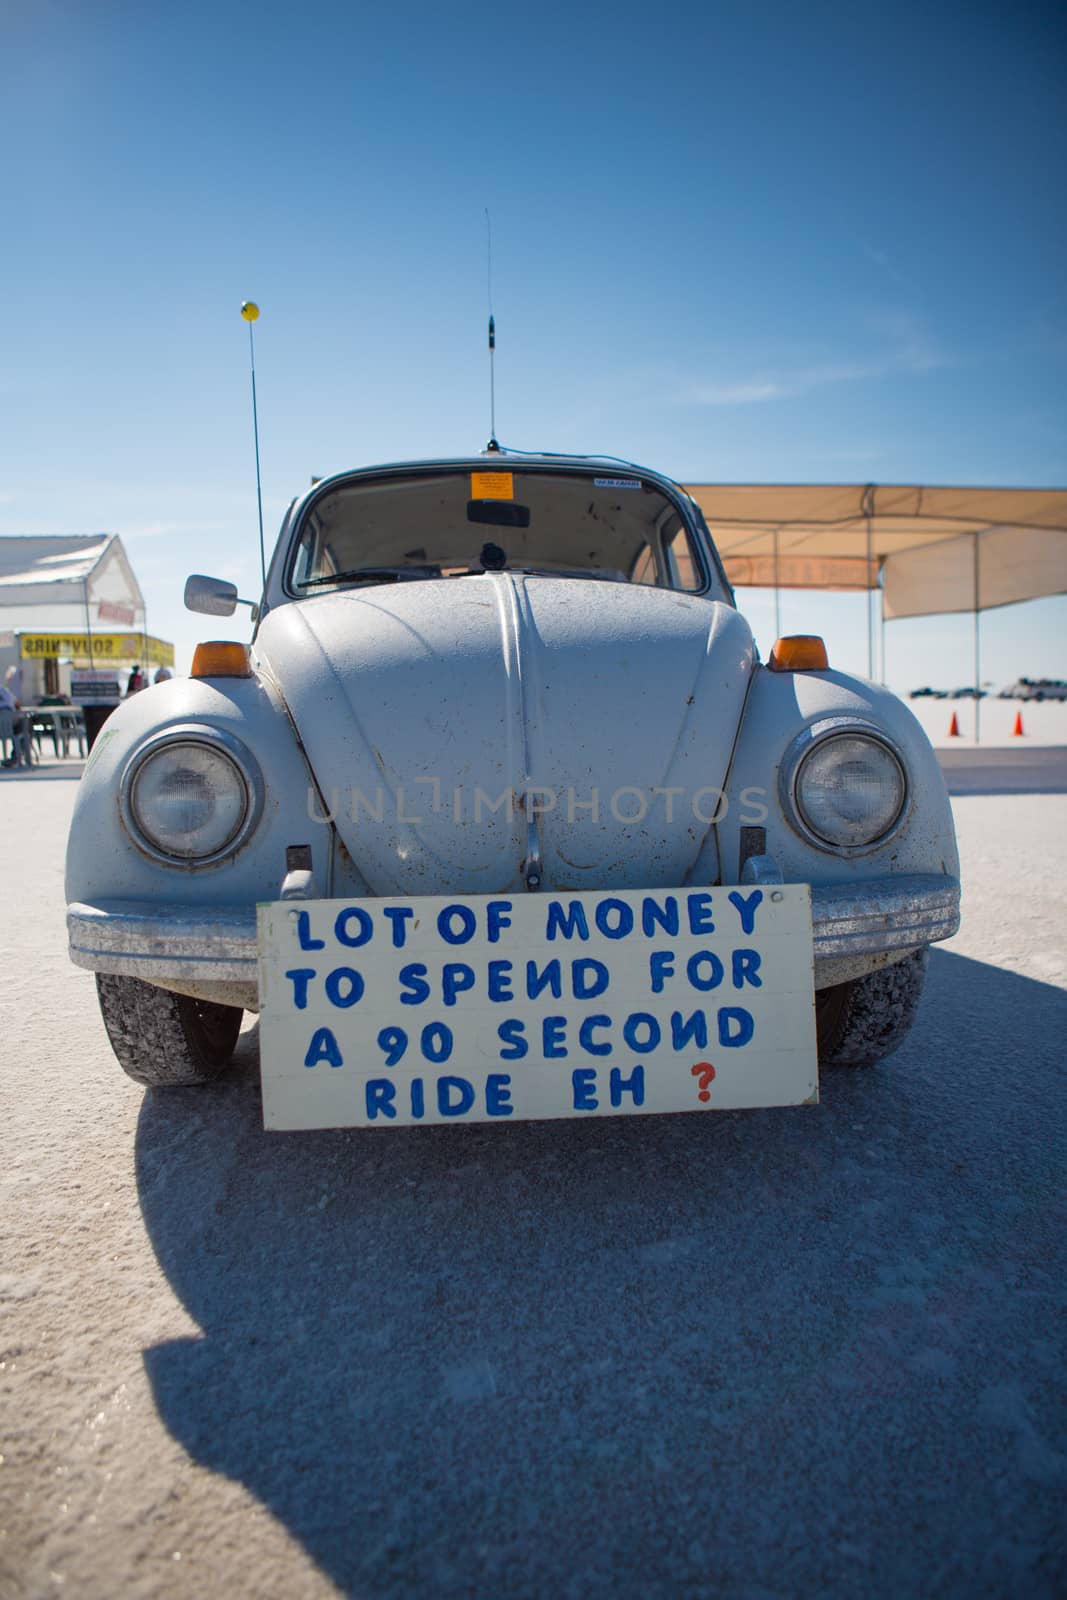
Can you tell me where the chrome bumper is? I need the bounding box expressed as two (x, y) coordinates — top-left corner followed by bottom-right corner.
(69, 900), (258, 982)
(809, 873), (960, 960)
(68, 873), (960, 989)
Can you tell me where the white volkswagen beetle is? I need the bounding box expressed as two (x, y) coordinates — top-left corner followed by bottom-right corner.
(66, 452), (960, 1128)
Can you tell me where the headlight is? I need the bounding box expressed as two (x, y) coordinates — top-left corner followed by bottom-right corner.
(120, 728), (263, 865)
(790, 729), (906, 850)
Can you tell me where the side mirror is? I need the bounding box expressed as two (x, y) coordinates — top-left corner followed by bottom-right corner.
(184, 574), (239, 617)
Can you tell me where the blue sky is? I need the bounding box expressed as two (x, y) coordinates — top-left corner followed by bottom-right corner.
(2, 0), (1065, 685)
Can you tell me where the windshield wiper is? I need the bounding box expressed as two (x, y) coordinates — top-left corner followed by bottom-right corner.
(299, 565), (441, 588)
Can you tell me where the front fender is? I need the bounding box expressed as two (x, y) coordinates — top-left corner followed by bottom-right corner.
(65, 672), (328, 909)
(717, 666), (960, 891)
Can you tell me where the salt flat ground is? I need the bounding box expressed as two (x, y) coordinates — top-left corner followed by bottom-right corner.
(908, 696), (1067, 747)
(1, 753), (1064, 1599)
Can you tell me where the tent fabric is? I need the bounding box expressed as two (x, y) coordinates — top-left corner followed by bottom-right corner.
(683, 483), (1067, 614)
(882, 527), (1067, 619)
(0, 533), (113, 578)
(0, 534), (146, 634)
(0, 535), (113, 589)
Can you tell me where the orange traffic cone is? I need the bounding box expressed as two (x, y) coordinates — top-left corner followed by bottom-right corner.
(1013, 709), (1025, 737)
(948, 711), (961, 737)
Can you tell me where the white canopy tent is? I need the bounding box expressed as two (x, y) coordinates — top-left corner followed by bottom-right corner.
(683, 483), (1067, 737)
(0, 536), (174, 703)
(0, 534), (145, 636)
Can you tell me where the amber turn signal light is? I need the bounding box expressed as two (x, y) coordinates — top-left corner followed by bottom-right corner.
(191, 641), (253, 678)
(768, 635), (829, 672)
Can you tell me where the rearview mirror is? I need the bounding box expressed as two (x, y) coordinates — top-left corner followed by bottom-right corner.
(184, 574), (239, 617)
(467, 499), (531, 529)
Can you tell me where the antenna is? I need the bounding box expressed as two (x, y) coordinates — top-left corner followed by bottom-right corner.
(241, 300), (267, 587)
(485, 209), (499, 451)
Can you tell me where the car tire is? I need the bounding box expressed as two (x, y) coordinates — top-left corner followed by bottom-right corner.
(95, 973), (243, 1087)
(815, 949), (928, 1068)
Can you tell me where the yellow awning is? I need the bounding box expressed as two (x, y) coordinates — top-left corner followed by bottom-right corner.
(20, 631), (175, 667)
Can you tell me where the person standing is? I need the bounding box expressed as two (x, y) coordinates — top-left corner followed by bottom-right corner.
(0, 680), (28, 767)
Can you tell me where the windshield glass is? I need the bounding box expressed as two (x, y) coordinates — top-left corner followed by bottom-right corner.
(288, 467), (705, 593)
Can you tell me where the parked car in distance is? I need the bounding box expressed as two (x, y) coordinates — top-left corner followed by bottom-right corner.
(66, 450), (961, 1129)
(999, 677), (1067, 702)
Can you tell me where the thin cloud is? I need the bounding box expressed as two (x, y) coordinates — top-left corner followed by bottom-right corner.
(864, 309), (943, 373)
(688, 379), (788, 405)
(687, 361), (878, 407)
(118, 519), (229, 541)
(683, 313), (947, 407)
(859, 241), (916, 294)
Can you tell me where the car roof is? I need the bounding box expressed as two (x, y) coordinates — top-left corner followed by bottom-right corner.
(304, 451), (687, 494)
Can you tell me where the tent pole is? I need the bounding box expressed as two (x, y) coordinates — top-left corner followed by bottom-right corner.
(863, 485), (875, 679)
(82, 579), (95, 672)
(973, 533), (981, 745)
(880, 582), (886, 684)
(773, 529), (781, 639)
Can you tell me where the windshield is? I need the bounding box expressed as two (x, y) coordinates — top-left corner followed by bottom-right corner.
(287, 467), (706, 594)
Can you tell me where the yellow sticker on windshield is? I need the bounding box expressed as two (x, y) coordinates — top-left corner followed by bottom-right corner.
(470, 471), (514, 500)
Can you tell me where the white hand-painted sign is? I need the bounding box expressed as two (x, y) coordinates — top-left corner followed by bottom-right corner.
(257, 887), (818, 1130)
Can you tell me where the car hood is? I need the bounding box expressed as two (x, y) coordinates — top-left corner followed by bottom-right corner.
(255, 575), (756, 894)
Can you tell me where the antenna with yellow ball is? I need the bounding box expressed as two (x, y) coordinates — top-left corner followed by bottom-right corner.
(241, 300), (267, 587)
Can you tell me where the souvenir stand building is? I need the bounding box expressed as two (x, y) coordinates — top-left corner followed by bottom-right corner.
(0, 535), (174, 710)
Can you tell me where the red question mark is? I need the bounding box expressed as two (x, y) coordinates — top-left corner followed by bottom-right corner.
(690, 1061), (716, 1102)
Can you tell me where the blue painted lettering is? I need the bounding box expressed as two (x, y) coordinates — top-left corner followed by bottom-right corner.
(324, 966), (365, 1008)
(572, 1068), (599, 1110)
(578, 1014), (613, 1056)
(623, 1013), (661, 1053)
(687, 893), (716, 935)
(641, 894), (680, 938)
(595, 898), (634, 939)
(410, 1078), (425, 1118)
(296, 910), (325, 951)
(527, 958), (562, 1000)
(304, 1027), (343, 1068)
(486, 1074), (514, 1117)
(728, 889), (763, 935)
(686, 950), (725, 991)
(398, 963), (430, 1005)
(572, 958), (609, 999)
(487, 901), (513, 943)
(610, 1065), (646, 1107)
(421, 1022), (454, 1063)
(377, 1026), (408, 1066)
(543, 1016), (568, 1058)
(488, 960), (514, 1002)
(732, 949), (762, 988)
(718, 1006), (755, 1047)
(498, 1018), (529, 1060)
(649, 950), (675, 994)
(671, 1009), (709, 1051)
(545, 901), (590, 942)
(438, 1076), (475, 1117)
(285, 968), (316, 1010)
(442, 963), (476, 1007)
(438, 904), (477, 945)
(334, 906), (373, 947)
(383, 906), (415, 948)
(365, 1079), (397, 1119)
